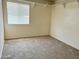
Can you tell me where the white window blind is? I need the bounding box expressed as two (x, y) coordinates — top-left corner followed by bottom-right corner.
(7, 1), (30, 24)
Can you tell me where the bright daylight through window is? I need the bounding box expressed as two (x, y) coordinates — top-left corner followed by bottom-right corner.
(7, 1), (30, 24)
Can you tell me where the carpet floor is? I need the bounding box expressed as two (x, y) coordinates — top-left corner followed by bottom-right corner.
(1, 36), (79, 59)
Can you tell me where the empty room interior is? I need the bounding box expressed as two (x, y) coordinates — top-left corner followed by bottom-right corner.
(0, 0), (79, 59)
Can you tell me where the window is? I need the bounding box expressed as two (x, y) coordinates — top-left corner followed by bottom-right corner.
(7, 1), (30, 24)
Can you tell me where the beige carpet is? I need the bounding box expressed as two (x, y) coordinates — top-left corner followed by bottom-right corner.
(1, 36), (79, 59)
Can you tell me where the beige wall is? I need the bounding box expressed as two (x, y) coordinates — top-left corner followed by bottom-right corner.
(0, 0), (4, 58)
(3, 0), (51, 39)
(50, 1), (79, 50)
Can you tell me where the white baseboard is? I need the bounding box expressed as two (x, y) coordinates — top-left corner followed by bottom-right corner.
(50, 34), (79, 50)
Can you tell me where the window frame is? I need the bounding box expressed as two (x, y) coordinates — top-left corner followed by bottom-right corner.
(7, 1), (31, 25)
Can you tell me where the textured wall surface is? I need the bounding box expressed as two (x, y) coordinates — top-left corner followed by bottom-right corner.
(50, 1), (79, 50)
(0, 0), (4, 59)
(3, 0), (51, 39)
